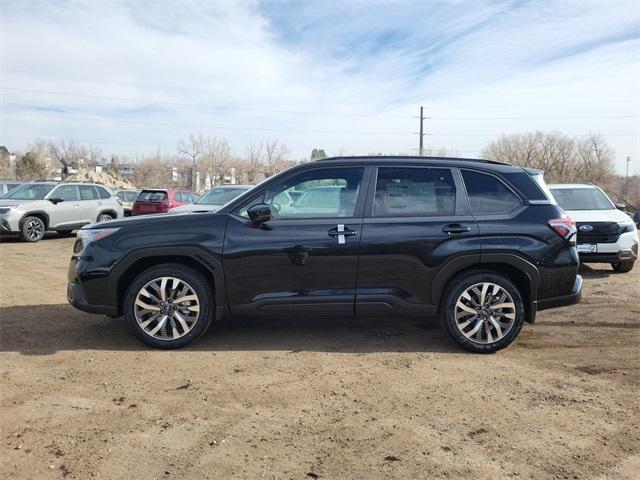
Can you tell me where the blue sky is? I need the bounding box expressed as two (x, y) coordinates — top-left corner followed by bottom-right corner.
(0, 0), (639, 173)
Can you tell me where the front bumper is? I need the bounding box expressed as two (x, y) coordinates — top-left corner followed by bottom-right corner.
(538, 274), (583, 311)
(0, 210), (22, 232)
(67, 281), (118, 316)
(578, 232), (638, 264)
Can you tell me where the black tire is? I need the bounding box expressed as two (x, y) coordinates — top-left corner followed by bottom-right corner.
(19, 216), (46, 242)
(611, 261), (634, 273)
(123, 263), (214, 349)
(57, 229), (74, 237)
(440, 271), (525, 353)
(97, 213), (114, 223)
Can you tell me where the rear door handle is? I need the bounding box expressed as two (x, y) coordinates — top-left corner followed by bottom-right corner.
(442, 224), (471, 234)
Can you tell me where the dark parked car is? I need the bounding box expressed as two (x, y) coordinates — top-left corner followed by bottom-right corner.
(131, 189), (200, 216)
(68, 156), (582, 352)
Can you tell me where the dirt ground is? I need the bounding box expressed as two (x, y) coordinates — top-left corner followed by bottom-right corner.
(1, 235), (638, 480)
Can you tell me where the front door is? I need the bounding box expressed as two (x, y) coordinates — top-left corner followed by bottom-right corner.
(356, 166), (480, 315)
(47, 184), (80, 228)
(223, 166), (369, 316)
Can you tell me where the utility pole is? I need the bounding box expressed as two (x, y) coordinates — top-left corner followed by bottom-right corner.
(418, 106), (426, 156)
(626, 156), (631, 178)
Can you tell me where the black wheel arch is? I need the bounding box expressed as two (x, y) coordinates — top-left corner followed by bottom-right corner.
(109, 246), (226, 318)
(98, 209), (118, 220)
(20, 211), (50, 230)
(432, 253), (540, 324)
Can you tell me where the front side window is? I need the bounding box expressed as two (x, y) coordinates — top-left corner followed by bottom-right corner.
(374, 167), (456, 217)
(79, 185), (98, 200)
(240, 167), (364, 219)
(461, 170), (521, 215)
(51, 185), (78, 201)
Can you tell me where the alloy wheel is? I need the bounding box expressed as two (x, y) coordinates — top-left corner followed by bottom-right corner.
(26, 219), (44, 240)
(454, 282), (516, 344)
(133, 276), (200, 340)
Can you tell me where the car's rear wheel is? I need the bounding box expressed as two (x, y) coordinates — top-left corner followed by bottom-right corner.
(611, 261), (634, 273)
(20, 216), (46, 242)
(441, 271), (525, 353)
(123, 264), (213, 348)
(97, 213), (114, 223)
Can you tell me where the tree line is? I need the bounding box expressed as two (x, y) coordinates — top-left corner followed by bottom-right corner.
(1, 131), (638, 208)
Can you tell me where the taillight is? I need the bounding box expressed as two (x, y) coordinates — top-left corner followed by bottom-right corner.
(549, 217), (576, 243)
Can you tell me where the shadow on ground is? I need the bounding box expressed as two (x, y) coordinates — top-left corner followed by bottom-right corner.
(0, 304), (459, 355)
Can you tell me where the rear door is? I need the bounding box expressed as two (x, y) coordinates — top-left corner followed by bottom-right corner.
(356, 166), (480, 315)
(78, 185), (101, 222)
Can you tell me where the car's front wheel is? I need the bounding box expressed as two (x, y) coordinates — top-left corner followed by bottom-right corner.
(20, 216), (46, 242)
(123, 264), (214, 348)
(611, 261), (634, 273)
(441, 271), (525, 353)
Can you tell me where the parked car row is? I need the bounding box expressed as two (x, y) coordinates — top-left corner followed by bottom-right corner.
(0, 181), (124, 242)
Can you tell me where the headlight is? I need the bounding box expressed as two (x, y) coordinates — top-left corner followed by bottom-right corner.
(0, 205), (18, 214)
(77, 227), (120, 245)
(619, 221), (636, 234)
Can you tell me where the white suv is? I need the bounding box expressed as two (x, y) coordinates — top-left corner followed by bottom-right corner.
(0, 181), (124, 242)
(550, 184), (638, 273)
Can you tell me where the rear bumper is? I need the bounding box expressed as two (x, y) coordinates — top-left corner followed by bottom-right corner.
(538, 274), (582, 311)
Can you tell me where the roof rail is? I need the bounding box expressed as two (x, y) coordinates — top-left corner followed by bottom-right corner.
(316, 155), (510, 166)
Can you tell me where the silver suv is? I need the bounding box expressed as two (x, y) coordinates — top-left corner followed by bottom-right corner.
(0, 181), (124, 242)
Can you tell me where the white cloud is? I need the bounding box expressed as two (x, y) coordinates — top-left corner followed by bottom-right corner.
(0, 0), (638, 172)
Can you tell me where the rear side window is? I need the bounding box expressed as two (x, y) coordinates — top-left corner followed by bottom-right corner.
(79, 185), (98, 200)
(174, 192), (183, 202)
(97, 187), (111, 199)
(138, 190), (168, 202)
(374, 167), (456, 217)
(461, 170), (521, 215)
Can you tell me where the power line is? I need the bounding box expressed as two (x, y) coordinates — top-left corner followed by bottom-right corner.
(0, 86), (411, 119)
(0, 111), (411, 135)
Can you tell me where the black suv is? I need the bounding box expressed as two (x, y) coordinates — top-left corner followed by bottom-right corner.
(68, 157), (582, 352)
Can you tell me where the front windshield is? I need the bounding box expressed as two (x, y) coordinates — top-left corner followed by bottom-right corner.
(3, 183), (55, 200)
(551, 187), (614, 211)
(197, 188), (248, 205)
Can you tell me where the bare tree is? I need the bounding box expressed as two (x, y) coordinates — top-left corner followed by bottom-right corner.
(482, 131), (615, 185)
(244, 142), (264, 184)
(199, 136), (232, 187)
(133, 151), (174, 188)
(264, 139), (290, 177)
(177, 134), (202, 191)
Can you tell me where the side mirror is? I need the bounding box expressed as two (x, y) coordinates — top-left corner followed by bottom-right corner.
(49, 198), (65, 204)
(247, 203), (271, 225)
(615, 202), (626, 210)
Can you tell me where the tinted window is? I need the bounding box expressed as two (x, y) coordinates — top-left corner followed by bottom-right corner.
(550, 187), (614, 211)
(462, 170), (521, 214)
(137, 190), (168, 202)
(97, 187), (111, 199)
(52, 185), (78, 201)
(374, 168), (456, 217)
(240, 167), (364, 219)
(79, 185), (98, 200)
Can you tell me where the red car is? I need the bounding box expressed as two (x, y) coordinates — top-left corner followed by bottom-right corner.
(132, 189), (200, 216)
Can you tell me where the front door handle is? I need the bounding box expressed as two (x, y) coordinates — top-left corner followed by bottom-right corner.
(328, 224), (358, 244)
(442, 224), (471, 234)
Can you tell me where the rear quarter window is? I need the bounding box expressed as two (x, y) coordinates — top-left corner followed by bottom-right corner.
(461, 170), (521, 215)
(97, 187), (112, 199)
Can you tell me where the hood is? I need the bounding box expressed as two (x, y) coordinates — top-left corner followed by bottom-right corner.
(168, 203), (222, 214)
(0, 198), (34, 206)
(83, 211), (223, 229)
(562, 208), (633, 224)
